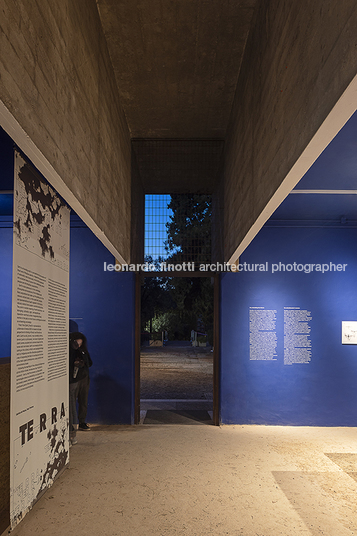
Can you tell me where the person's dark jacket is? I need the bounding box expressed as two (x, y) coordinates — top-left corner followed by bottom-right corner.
(69, 332), (93, 384)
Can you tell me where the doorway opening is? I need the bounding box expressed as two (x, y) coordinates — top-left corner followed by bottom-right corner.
(135, 192), (220, 425)
(136, 193), (219, 424)
(139, 274), (215, 425)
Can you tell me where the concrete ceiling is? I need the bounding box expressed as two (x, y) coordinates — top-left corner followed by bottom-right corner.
(96, 0), (257, 139)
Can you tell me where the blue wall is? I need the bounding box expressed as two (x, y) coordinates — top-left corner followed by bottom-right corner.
(70, 219), (136, 424)
(0, 218), (12, 359)
(221, 225), (357, 426)
(0, 128), (14, 359)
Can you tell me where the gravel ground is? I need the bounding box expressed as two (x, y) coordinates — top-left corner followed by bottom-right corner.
(140, 346), (213, 400)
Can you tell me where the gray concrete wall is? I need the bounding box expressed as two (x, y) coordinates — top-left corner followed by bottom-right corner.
(131, 149), (145, 265)
(212, 156), (225, 264)
(223, 0), (357, 261)
(132, 140), (224, 195)
(0, 0), (131, 261)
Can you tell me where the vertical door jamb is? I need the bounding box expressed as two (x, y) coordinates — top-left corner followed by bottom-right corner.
(134, 272), (141, 424)
(213, 273), (220, 425)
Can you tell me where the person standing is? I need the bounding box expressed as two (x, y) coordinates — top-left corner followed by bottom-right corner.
(69, 332), (93, 445)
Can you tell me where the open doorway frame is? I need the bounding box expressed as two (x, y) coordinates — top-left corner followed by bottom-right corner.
(134, 271), (220, 425)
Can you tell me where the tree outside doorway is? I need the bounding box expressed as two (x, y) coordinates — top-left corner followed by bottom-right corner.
(140, 194), (214, 424)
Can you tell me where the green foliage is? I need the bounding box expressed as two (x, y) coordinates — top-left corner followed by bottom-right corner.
(151, 309), (196, 340)
(165, 194), (212, 264)
(141, 256), (175, 327)
(142, 195), (214, 343)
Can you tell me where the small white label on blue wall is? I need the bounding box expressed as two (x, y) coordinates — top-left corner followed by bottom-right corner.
(342, 321), (357, 344)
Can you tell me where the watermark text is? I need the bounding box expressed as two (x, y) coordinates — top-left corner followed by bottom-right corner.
(103, 261), (348, 273)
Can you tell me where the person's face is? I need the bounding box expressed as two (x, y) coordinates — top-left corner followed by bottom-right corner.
(72, 338), (83, 349)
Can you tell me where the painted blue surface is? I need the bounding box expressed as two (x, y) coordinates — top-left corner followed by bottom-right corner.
(271, 193), (357, 222)
(297, 110), (357, 190)
(0, 130), (14, 357)
(0, 194), (13, 216)
(221, 226), (357, 426)
(70, 219), (135, 424)
(0, 217), (12, 359)
(272, 111), (357, 221)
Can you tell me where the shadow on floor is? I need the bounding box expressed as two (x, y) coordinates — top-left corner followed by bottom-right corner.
(143, 409), (213, 425)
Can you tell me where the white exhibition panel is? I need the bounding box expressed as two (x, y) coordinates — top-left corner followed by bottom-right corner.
(10, 151), (70, 527)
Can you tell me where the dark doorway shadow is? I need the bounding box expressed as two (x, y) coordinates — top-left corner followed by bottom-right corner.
(143, 409), (213, 425)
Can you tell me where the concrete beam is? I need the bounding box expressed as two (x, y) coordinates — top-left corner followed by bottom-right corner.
(224, 0), (357, 262)
(0, 0), (131, 262)
(132, 139), (224, 194)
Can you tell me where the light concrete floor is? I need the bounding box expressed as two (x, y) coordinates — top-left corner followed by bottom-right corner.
(8, 424), (357, 536)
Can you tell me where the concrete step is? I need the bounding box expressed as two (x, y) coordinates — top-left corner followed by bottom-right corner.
(140, 399), (213, 410)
